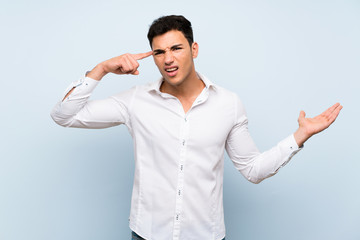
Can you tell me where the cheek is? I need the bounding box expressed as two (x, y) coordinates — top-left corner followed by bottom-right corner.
(180, 54), (193, 68)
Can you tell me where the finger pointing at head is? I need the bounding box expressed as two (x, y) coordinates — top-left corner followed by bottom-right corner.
(133, 51), (153, 60)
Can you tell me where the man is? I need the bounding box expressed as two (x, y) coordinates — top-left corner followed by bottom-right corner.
(51, 15), (342, 240)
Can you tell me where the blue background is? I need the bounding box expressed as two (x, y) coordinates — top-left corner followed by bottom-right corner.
(1, 0), (359, 239)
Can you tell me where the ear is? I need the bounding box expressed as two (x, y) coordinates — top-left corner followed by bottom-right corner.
(191, 42), (199, 59)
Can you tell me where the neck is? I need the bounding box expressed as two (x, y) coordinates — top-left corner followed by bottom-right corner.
(160, 70), (205, 99)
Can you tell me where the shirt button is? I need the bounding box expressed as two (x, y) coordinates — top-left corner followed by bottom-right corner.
(184, 118), (187, 122)
(180, 165), (183, 170)
(182, 140), (185, 146)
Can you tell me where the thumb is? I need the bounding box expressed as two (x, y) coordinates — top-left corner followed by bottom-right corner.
(299, 110), (306, 121)
(132, 70), (140, 75)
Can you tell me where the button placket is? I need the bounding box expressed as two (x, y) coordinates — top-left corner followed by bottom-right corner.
(191, 88), (209, 109)
(172, 114), (190, 240)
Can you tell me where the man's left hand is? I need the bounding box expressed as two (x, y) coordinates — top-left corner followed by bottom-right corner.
(294, 103), (343, 147)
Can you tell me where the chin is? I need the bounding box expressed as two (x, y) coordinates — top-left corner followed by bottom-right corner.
(166, 77), (185, 86)
(161, 74), (182, 86)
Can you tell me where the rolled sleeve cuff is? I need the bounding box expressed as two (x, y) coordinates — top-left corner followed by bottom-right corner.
(62, 76), (99, 102)
(277, 134), (303, 170)
(289, 133), (303, 151)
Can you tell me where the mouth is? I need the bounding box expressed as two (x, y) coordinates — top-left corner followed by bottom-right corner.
(164, 66), (178, 77)
(165, 67), (178, 72)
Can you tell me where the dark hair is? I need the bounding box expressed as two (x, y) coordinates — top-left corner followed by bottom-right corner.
(147, 15), (193, 48)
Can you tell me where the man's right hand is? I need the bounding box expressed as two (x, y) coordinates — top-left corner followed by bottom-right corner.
(87, 51), (153, 81)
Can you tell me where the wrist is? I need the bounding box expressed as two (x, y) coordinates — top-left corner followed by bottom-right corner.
(294, 127), (311, 147)
(87, 63), (107, 81)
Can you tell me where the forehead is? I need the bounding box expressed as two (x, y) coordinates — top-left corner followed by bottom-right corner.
(151, 30), (188, 49)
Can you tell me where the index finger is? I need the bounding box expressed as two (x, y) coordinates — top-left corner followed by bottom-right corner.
(133, 51), (153, 60)
(322, 102), (341, 116)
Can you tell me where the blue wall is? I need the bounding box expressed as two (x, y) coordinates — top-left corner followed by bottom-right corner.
(1, 0), (359, 239)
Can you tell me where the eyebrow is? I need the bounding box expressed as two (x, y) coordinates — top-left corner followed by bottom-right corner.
(153, 44), (184, 54)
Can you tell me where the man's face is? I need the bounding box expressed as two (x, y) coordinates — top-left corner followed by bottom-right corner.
(151, 30), (198, 87)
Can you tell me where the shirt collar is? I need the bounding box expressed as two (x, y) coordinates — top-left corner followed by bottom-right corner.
(147, 72), (217, 93)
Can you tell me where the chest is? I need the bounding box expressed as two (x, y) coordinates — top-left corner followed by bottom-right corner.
(129, 92), (235, 149)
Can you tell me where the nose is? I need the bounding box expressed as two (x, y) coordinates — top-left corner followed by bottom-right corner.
(164, 50), (174, 65)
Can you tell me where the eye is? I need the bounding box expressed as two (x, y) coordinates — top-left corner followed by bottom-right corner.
(154, 51), (164, 56)
(173, 47), (182, 51)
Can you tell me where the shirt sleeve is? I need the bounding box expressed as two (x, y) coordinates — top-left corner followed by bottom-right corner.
(50, 76), (134, 129)
(225, 96), (302, 184)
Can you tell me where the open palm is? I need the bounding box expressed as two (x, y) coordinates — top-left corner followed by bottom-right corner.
(299, 103), (342, 135)
(294, 103), (342, 146)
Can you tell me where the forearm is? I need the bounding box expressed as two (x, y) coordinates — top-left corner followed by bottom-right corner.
(61, 64), (107, 102)
(228, 134), (302, 184)
(51, 51), (152, 128)
(51, 76), (131, 129)
(51, 77), (99, 127)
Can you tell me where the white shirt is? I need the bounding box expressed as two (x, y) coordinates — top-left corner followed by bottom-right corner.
(51, 73), (302, 240)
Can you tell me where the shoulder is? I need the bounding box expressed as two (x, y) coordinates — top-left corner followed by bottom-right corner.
(200, 73), (247, 118)
(111, 77), (161, 105)
(200, 73), (242, 104)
